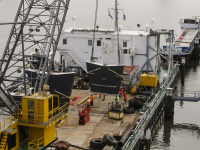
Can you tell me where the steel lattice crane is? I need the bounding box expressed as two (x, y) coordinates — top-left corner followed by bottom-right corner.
(0, 0), (70, 114)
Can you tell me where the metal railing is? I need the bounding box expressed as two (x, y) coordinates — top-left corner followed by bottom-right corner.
(17, 103), (68, 127)
(173, 90), (200, 98)
(4, 114), (17, 133)
(122, 64), (179, 150)
(28, 136), (44, 150)
(66, 45), (87, 72)
(63, 22), (159, 32)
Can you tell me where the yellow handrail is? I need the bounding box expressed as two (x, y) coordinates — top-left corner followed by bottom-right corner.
(28, 136), (44, 150)
(17, 103), (69, 126)
(4, 114), (16, 129)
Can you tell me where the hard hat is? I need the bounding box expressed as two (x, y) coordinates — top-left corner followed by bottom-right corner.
(116, 95), (118, 97)
(91, 93), (93, 95)
(124, 92), (126, 93)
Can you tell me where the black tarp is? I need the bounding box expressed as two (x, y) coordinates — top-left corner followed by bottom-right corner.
(23, 70), (75, 105)
(86, 62), (124, 95)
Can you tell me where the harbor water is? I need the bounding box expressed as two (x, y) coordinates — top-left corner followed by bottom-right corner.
(0, 0), (200, 149)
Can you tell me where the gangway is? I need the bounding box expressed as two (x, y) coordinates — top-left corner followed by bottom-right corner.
(172, 90), (200, 102)
(66, 45), (87, 72)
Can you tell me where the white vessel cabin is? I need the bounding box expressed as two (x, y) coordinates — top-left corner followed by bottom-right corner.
(56, 23), (158, 73)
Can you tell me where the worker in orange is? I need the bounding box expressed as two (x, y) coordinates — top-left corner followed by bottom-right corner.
(119, 87), (123, 97)
(90, 93), (94, 106)
(122, 92), (127, 104)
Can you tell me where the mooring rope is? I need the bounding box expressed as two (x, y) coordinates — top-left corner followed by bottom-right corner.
(108, 68), (123, 78)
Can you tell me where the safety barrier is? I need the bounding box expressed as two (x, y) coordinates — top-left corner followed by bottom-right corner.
(28, 136), (44, 150)
(17, 103), (68, 127)
(121, 64), (179, 150)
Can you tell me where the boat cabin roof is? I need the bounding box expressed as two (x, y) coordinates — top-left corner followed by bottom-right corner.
(64, 28), (150, 36)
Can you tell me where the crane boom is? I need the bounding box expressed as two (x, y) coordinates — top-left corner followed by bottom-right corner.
(0, 0), (70, 113)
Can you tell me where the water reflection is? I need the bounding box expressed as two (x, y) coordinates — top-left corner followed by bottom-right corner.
(151, 114), (200, 149)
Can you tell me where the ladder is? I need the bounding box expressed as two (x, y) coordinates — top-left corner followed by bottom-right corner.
(0, 132), (8, 150)
(38, 100), (43, 121)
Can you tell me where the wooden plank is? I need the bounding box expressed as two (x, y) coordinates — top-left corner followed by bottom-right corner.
(113, 122), (131, 141)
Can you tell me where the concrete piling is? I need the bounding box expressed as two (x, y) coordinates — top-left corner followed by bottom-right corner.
(165, 88), (174, 118)
(145, 129), (151, 150)
(181, 57), (185, 84)
(139, 129), (144, 150)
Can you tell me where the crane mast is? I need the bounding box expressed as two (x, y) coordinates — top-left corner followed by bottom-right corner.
(0, 0), (70, 114)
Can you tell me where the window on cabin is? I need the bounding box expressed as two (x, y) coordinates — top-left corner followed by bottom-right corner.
(53, 96), (59, 116)
(88, 40), (92, 46)
(123, 49), (128, 54)
(97, 40), (101, 46)
(49, 97), (52, 112)
(123, 41), (127, 47)
(63, 38), (67, 44)
(28, 101), (34, 110)
(28, 100), (35, 120)
(28, 111), (34, 120)
(53, 96), (59, 109)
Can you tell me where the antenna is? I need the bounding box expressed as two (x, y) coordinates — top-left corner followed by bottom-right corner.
(115, 0), (120, 65)
(91, 0), (99, 62)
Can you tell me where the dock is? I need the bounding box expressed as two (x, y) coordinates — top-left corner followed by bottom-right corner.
(56, 64), (180, 150)
(57, 89), (137, 149)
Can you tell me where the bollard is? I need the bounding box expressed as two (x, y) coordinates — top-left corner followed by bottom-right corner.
(165, 88), (174, 118)
(181, 57), (185, 84)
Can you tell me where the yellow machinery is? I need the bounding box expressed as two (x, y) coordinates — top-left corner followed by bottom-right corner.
(139, 73), (158, 87)
(0, 91), (69, 150)
(108, 102), (124, 120)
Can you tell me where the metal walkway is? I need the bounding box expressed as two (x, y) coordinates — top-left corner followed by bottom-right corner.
(172, 90), (200, 102)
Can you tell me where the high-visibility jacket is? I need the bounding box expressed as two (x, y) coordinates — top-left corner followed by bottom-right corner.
(90, 96), (94, 101)
(115, 97), (119, 103)
(119, 88), (123, 94)
(123, 94), (127, 100)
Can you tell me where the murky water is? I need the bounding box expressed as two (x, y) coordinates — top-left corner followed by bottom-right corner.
(0, 0), (200, 149)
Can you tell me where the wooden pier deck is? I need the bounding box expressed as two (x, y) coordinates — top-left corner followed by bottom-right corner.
(56, 89), (138, 150)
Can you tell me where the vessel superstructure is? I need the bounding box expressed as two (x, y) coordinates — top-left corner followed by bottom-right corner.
(56, 23), (158, 73)
(163, 17), (200, 64)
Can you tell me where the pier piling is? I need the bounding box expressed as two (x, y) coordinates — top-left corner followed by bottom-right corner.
(139, 129), (144, 150)
(193, 38), (199, 59)
(145, 129), (151, 150)
(181, 57), (185, 84)
(165, 88), (174, 118)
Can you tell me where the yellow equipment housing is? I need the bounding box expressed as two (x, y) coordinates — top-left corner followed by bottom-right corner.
(15, 92), (69, 150)
(109, 111), (124, 120)
(139, 73), (158, 87)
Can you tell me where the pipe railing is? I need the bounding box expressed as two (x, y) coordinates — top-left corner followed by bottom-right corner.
(121, 64), (179, 150)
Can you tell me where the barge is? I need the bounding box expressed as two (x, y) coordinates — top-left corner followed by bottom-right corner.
(0, 0), (180, 150)
(163, 17), (200, 65)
